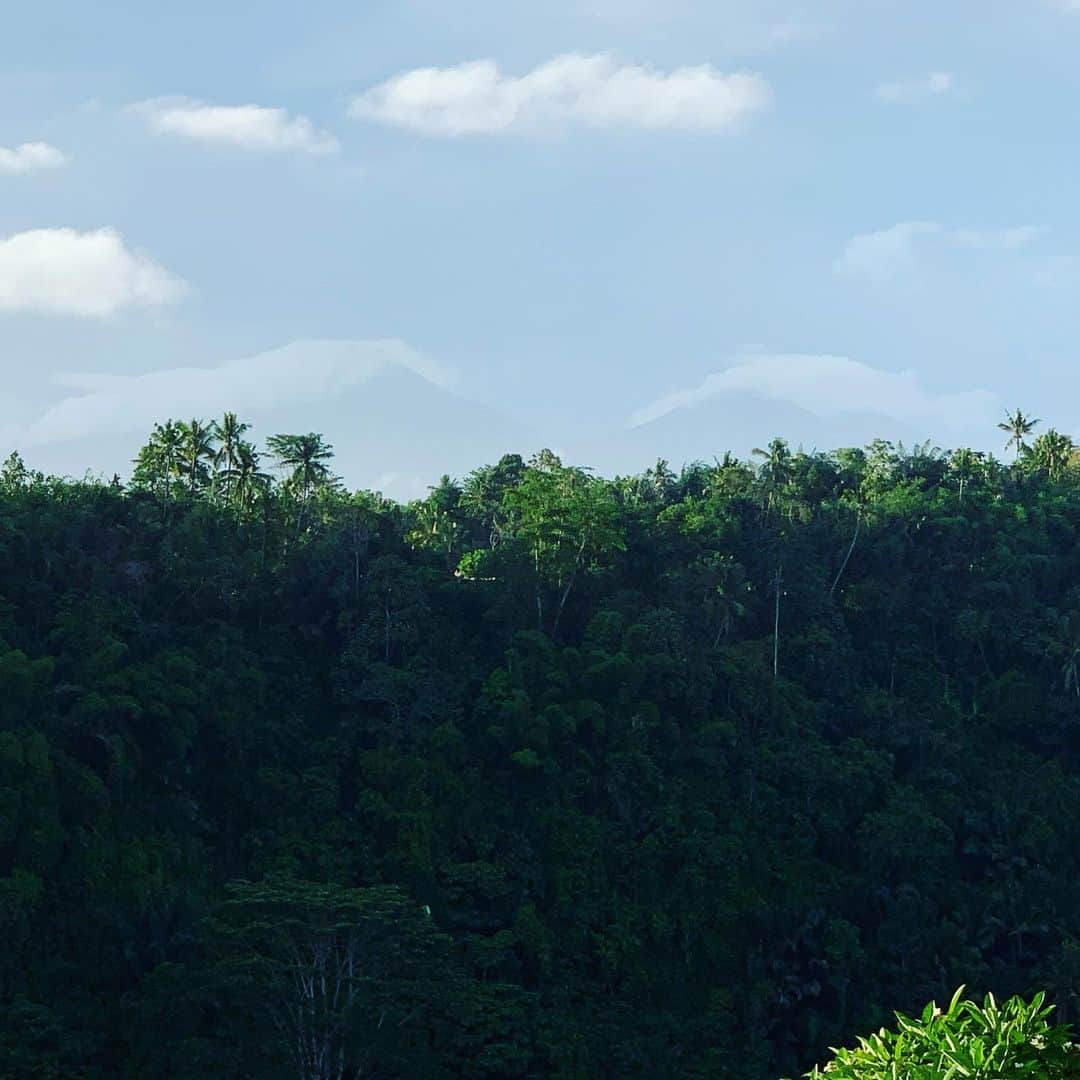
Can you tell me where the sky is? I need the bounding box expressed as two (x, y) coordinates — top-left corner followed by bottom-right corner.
(2, 0), (1080, 496)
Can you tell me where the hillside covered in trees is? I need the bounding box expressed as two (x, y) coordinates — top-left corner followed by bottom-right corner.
(3, 411), (1080, 1078)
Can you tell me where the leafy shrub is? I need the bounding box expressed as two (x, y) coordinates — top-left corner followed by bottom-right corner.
(799, 987), (1080, 1078)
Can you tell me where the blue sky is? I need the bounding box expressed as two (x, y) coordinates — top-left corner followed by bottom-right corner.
(3, 1), (1080, 493)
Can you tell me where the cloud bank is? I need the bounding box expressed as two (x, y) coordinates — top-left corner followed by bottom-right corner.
(349, 53), (771, 135)
(133, 98), (340, 154)
(630, 353), (998, 433)
(0, 228), (187, 318)
(0, 142), (68, 175)
(834, 222), (1045, 280)
(20, 339), (455, 446)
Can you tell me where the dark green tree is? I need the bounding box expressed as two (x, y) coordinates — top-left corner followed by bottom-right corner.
(211, 879), (447, 1080)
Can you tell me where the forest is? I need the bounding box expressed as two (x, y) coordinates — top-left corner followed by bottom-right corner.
(2, 407), (1080, 1078)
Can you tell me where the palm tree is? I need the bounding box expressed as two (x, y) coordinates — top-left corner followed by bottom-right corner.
(178, 419), (217, 495)
(132, 420), (186, 512)
(408, 479), (464, 564)
(213, 411), (250, 505)
(267, 433), (339, 534)
(266, 433), (337, 500)
(704, 453), (755, 502)
(998, 408), (1040, 459)
(644, 458), (676, 503)
(949, 447), (982, 503)
(897, 440), (946, 486)
(1029, 429), (1075, 481)
(753, 437), (794, 518)
(228, 440), (271, 514)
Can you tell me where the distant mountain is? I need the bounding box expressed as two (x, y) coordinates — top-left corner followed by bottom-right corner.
(571, 389), (961, 477)
(11, 341), (995, 498)
(15, 340), (541, 501)
(245, 366), (540, 500)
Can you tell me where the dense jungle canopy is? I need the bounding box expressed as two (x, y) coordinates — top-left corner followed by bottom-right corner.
(2, 410), (1080, 1078)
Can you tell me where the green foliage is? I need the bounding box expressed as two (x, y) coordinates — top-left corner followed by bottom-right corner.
(802, 988), (1079, 1079)
(499, 450), (625, 634)
(3, 416), (1080, 1077)
(209, 878), (449, 1077)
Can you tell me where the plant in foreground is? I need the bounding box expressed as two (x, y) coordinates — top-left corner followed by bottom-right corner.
(798, 987), (1080, 1078)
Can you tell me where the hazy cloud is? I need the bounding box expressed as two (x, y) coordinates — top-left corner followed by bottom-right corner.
(0, 142), (68, 175)
(834, 222), (939, 281)
(875, 71), (954, 104)
(835, 222), (1045, 280)
(132, 98), (340, 154)
(0, 228), (187, 318)
(630, 352), (998, 432)
(20, 339), (455, 445)
(349, 53), (771, 136)
(951, 226), (1047, 250)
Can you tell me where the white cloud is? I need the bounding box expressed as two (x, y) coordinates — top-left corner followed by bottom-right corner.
(835, 222), (1045, 280)
(0, 142), (68, 175)
(132, 97), (340, 154)
(21, 340), (455, 445)
(1048, 0), (1080, 11)
(349, 53), (771, 135)
(875, 71), (954, 104)
(834, 222), (939, 281)
(630, 353), (998, 432)
(0, 228), (187, 318)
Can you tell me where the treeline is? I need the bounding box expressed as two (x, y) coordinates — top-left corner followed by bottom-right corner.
(2, 412), (1080, 1078)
